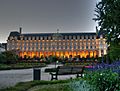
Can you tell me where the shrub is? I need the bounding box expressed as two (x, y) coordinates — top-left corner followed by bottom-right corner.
(0, 53), (6, 64)
(84, 70), (120, 91)
(69, 79), (95, 91)
(2, 51), (18, 64)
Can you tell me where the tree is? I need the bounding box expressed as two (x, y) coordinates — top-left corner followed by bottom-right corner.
(94, 0), (120, 62)
(0, 53), (6, 64)
(2, 51), (18, 64)
(94, 0), (120, 43)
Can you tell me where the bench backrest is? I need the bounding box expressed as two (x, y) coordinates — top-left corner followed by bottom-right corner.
(56, 66), (84, 75)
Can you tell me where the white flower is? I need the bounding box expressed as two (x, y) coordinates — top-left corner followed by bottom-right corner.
(100, 73), (102, 75)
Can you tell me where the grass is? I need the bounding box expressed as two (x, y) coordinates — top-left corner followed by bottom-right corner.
(28, 83), (70, 91)
(0, 80), (72, 91)
(0, 63), (46, 70)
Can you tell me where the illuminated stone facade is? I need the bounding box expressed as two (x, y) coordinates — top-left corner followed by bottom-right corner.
(7, 30), (107, 58)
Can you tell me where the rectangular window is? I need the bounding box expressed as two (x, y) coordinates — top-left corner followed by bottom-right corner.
(92, 35), (94, 39)
(86, 46), (88, 49)
(57, 46), (59, 49)
(36, 47), (38, 50)
(40, 37), (43, 40)
(94, 46), (96, 49)
(74, 46), (76, 49)
(88, 36), (90, 39)
(36, 37), (39, 40)
(84, 35), (86, 39)
(82, 46), (84, 49)
(40, 47), (42, 49)
(49, 46), (51, 50)
(32, 47), (34, 50)
(90, 46), (92, 49)
(69, 36), (71, 39)
(29, 37), (31, 40)
(80, 36), (81, 39)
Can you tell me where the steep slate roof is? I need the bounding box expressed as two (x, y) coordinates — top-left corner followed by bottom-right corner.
(9, 31), (96, 37)
(9, 31), (21, 37)
(22, 32), (96, 37)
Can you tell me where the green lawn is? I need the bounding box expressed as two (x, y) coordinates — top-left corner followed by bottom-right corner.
(0, 80), (71, 91)
(0, 63), (46, 70)
(28, 83), (69, 91)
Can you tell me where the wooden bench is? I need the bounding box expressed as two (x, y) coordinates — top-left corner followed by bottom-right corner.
(50, 66), (84, 80)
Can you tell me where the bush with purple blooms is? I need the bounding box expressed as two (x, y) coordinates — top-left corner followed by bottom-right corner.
(90, 61), (120, 75)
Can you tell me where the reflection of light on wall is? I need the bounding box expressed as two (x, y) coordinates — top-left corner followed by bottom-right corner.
(81, 51), (85, 58)
(65, 51), (69, 57)
(19, 52), (22, 57)
(23, 52), (27, 56)
(90, 51), (93, 58)
(52, 52), (55, 55)
(19, 50), (99, 59)
(69, 52), (72, 56)
(85, 51), (89, 58)
(73, 52), (76, 56)
(56, 52), (59, 56)
(28, 52), (31, 57)
(32, 52), (35, 57)
(94, 51), (97, 57)
(44, 52), (46, 57)
(60, 52), (63, 57)
(40, 52), (43, 57)
(36, 52), (39, 57)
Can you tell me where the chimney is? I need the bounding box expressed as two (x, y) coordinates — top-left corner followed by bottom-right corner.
(19, 27), (22, 34)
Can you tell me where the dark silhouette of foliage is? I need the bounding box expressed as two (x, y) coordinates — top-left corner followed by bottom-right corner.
(94, 0), (120, 62)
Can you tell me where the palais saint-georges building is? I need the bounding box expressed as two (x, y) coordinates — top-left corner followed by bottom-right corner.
(7, 28), (107, 60)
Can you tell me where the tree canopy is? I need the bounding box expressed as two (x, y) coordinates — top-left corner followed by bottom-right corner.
(94, 0), (120, 44)
(94, 0), (120, 62)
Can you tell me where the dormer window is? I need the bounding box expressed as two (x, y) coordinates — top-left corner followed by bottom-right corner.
(10, 36), (13, 40)
(32, 37), (35, 40)
(14, 36), (17, 40)
(29, 37), (31, 40)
